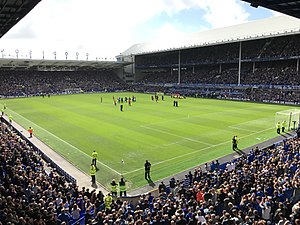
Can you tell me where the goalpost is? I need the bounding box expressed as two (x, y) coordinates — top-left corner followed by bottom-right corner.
(275, 109), (300, 131)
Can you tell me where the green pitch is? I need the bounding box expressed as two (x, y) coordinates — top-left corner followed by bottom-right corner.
(0, 93), (296, 190)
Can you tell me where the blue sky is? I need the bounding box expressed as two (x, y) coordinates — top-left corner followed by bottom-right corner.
(0, 0), (280, 60)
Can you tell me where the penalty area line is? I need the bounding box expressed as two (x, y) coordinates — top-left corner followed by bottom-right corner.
(5, 109), (121, 176)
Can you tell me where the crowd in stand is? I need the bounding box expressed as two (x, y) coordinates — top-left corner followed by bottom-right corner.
(242, 88), (300, 104)
(1, 38), (300, 104)
(0, 70), (127, 97)
(0, 33), (300, 102)
(135, 34), (300, 68)
(136, 61), (300, 86)
(1, 113), (300, 225)
(0, 119), (106, 225)
(138, 71), (178, 84)
(134, 56), (300, 103)
(2, 21), (300, 225)
(135, 33), (300, 101)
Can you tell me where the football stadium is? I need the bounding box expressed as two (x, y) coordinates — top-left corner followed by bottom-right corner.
(1, 1), (300, 225)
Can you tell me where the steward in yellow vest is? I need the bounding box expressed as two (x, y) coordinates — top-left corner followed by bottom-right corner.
(111, 179), (118, 197)
(92, 150), (98, 167)
(276, 122), (281, 134)
(119, 177), (126, 197)
(281, 120), (287, 133)
(104, 193), (113, 210)
(90, 164), (96, 184)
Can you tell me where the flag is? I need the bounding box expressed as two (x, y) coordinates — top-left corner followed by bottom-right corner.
(121, 159), (124, 164)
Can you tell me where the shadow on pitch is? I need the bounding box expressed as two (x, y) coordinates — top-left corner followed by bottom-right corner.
(147, 178), (155, 188)
(280, 132), (294, 138)
(234, 148), (245, 155)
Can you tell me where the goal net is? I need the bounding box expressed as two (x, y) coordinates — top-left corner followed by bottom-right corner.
(275, 109), (300, 130)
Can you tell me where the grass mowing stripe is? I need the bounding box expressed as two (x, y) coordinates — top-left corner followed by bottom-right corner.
(123, 126), (274, 175)
(5, 108), (121, 176)
(2, 94), (293, 190)
(140, 125), (212, 146)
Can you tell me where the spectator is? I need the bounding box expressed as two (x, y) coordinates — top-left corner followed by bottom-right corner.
(158, 181), (166, 193)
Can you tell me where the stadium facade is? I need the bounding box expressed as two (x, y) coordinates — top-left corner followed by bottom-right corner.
(119, 15), (300, 83)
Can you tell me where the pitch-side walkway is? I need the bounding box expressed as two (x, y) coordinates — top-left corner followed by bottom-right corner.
(3, 115), (109, 195)
(4, 114), (295, 197)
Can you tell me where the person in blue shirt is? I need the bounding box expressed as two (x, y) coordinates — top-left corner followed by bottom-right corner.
(57, 208), (71, 225)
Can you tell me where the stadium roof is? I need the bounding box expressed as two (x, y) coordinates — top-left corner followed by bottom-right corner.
(0, 58), (131, 71)
(122, 15), (300, 56)
(0, 0), (41, 38)
(241, 0), (300, 19)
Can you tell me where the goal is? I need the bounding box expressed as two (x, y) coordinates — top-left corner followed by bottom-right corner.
(275, 109), (300, 130)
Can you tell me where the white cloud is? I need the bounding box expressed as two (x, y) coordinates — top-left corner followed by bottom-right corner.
(201, 0), (250, 28)
(0, 0), (257, 59)
(271, 10), (284, 17)
(156, 0), (250, 28)
(1, 0), (172, 59)
(151, 22), (188, 50)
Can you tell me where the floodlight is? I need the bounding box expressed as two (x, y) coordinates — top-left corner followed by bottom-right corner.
(65, 52), (68, 60)
(53, 51), (57, 60)
(15, 49), (19, 59)
(1, 49), (4, 58)
(29, 50), (32, 59)
(76, 52), (79, 60)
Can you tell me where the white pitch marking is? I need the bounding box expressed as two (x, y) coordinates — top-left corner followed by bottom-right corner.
(4, 108), (121, 175)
